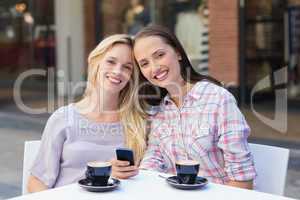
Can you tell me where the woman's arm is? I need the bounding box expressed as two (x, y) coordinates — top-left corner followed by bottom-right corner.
(227, 180), (253, 190)
(27, 109), (66, 192)
(216, 89), (257, 189)
(27, 175), (48, 193)
(139, 120), (166, 172)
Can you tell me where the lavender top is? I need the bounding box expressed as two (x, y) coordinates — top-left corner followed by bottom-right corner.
(30, 104), (124, 188)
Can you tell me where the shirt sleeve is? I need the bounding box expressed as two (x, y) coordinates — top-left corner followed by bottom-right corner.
(29, 109), (67, 188)
(140, 118), (166, 172)
(216, 90), (257, 182)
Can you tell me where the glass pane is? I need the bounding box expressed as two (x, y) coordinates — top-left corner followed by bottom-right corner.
(244, 0), (285, 89)
(98, 0), (209, 75)
(0, 0), (55, 87)
(154, 0), (209, 75)
(0, 1), (55, 198)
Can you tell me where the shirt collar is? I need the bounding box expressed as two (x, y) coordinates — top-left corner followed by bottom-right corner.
(162, 81), (204, 105)
(187, 82), (202, 100)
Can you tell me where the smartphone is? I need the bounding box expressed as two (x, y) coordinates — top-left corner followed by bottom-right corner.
(116, 147), (135, 166)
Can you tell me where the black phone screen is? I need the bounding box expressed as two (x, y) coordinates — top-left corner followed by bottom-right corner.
(116, 148), (135, 166)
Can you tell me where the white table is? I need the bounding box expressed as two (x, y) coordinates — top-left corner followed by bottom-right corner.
(9, 170), (296, 200)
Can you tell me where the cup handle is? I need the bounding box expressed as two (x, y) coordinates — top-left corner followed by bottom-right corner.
(86, 169), (94, 179)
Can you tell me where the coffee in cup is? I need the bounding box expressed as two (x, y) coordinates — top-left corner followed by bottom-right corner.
(175, 160), (200, 184)
(86, 161), (112, 186)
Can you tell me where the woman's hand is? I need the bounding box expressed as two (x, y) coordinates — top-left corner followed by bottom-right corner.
(27, 175), (48, 193)
(227, 180), (253, 190)
(110, 159), (139, 179)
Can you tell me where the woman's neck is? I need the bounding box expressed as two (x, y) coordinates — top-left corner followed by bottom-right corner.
(95, 90), (119, 113)
(76, 89), (120, 122)
(166, 80), (194, 108)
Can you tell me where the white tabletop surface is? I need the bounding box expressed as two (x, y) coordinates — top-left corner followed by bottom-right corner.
(9, 170), (296, 200)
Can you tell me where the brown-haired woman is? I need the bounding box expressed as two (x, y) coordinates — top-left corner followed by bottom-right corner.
(134, 25), (256, 189)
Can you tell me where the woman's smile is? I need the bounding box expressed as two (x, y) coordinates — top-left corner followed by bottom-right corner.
(153, 69), (169, 81)
(106, 74), (122, 85)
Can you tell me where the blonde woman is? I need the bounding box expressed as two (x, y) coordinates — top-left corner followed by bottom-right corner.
(27, 34), (147, 193)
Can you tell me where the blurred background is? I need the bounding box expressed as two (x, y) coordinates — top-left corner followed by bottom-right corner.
(0, 0), (299, 199)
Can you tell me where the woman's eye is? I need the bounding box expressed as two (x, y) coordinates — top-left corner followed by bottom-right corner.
(141, 63), (148, 67)
(124, 65), (132, 70)
(107, 60), (115, 64)
(158, 53), (164, 57)
(155, 52), (165, 59)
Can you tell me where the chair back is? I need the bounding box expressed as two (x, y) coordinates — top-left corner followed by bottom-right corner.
(249, 143), (289, 196)
(22, 140), (41, 194)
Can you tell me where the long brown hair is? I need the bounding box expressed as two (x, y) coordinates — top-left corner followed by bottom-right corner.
(133, 25), (222, 106)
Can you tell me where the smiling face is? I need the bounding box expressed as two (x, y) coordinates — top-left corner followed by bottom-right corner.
(134, 36), (184, 89)
(97, 43), (134, 93)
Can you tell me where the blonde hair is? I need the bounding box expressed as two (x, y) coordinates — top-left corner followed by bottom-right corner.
(84, 34), (147, 163)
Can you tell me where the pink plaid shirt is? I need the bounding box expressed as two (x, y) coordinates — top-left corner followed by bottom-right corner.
(141, 81), (257, 184)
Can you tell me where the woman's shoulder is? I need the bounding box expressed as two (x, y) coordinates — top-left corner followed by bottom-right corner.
(41, 105), (76, 139)
(48, 104), (71, 118)
(46, 104), (75, 128)
(194, 81), (236, 103)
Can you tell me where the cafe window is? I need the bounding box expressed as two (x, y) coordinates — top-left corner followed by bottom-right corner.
(168, 0), (209, 75)
(241, 0), (300, 101)
(0, 0), (55, 82)
(97, 0), (209, 75)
